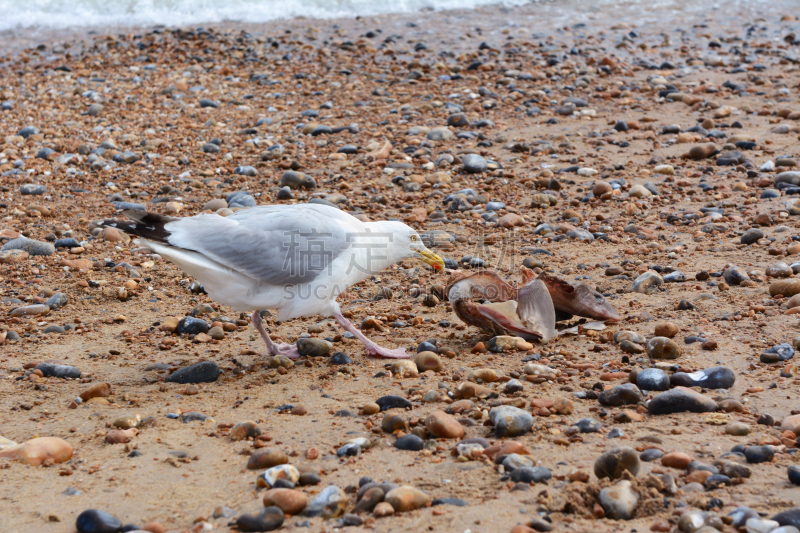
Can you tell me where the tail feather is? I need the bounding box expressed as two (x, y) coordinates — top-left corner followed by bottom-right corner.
(99, 210), (178, 244)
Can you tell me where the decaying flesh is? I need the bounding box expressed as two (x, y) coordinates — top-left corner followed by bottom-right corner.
(445, 269), (620, 341)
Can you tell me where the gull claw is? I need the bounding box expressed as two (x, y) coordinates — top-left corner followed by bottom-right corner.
(367, 346), (409, 359)
(269, 342), (300, 360)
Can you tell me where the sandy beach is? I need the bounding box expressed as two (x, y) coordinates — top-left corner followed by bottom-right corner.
(1, 0), (800, 532)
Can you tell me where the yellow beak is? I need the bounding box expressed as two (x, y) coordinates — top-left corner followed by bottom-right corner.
(415, 249), (445, 271)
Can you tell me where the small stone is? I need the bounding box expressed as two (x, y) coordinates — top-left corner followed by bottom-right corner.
(654, 322), (679, 338)
(744, 445), (774, 464)
(303, 485), (348, 518)
(574, 418), (603, 433)
(296, 338), (332, 357)
(414, 351), (443, 372)
(636, 368), (670, 391)
(236, 507), (284, 532)
(741, 228), (764, 245)
(598, 384), (643, 406)
(263, 489), (308, 515)
(35, 363), (80, 379)
(788, 466), (800, 486)
(385, 486), (431, 512)
(725, 423), (750, 436)
(0, 437), (73, 466)
(394, 434), (424, 451)
(424, 411), (465, 439)
(373, 502), (395, 517)
(599, 480), (638, 520)
(661, 452), (691, 469)
(670, 366), (735, 389)
(631, 271), (663, 293)
(376, 395), (412, 411)
(594, 447), (640, 479)
(176, 317), (209, 335)
(230, 421), (261, 441)
(76, 510), (122, 533)
(248, 448), (288, 470)
(509, 467), (552, 484)
(462, 154), (488, 173)
(1, 237), (55, 256)
(489, 406), (533, 437)
(167, 361), (220, 384)
(648, 387), (718, 414)
(647, 337), (681, 360)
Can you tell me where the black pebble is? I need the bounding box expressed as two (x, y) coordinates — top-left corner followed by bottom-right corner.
(298, 472), (321, 486)
(789, 466), (800, 486)
(509, 467), (552, 483)
(640, 448), (664, 462)
(375, 395), (412, 411)
(394, 434), (424, 451)
(236, 507), (284, 532)
(176, 316), (209, 335)
(328, 352), (353, 365)
(167, 361), (220, 384)
(744, 445), (774, 464)
(35, 363), (81, 379)
(432, 498), (469, 507)
(76, 509), (122, 533)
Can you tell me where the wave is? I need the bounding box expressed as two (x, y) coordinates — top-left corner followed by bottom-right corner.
(0, 0), (535, 31)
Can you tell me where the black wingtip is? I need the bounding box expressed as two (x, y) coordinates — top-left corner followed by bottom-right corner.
(99, 210), (178, 244)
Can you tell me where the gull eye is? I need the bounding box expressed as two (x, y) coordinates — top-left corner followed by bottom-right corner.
(410, 235), (418, 242)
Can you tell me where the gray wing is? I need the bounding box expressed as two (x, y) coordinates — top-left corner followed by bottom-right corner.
(165, 204), (362, 285)
(517, 279), (556, 342)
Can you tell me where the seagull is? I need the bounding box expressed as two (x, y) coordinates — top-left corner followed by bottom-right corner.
(101, 204), (445, 359)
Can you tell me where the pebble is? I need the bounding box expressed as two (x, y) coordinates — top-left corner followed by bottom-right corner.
(76, 510), (122, 533)
(385, 486), (430, 512)
(647, 337), (682, 360)
(1, 237), (55, 256)
(574, 418), (603, 433)
(257, 465), (300, 488)
(661, 452), (691, 469)
(425, 411), (464, 439)
(744, 445), (774, 464)
(489, 406), (533, 437)
(297, 338), (332, 357)
(636, 368), (670, 391)
(303, 485), (348, 518)
(509, 466), (552, 483)
(414, 351), (443, 372)
(20, 183), (46, 195)
(462, 154), (488, 173)
(648, 387), (718, 414)
(0, 436), (73, 465)
(176, 317), (209, 335)
(35, 362), (81, 379)
(599, 384), (643, 406)
(670, 366), (735, 389)
(773, 509), (800, 530)
(761, 343), (795, 363)
(376, 395), (412, 411)
(247, 448), (288, 470)
(789, 466), (800, 486)
(394, 434), (424, 451)
(167, 361), (220, 384)
(237, 508), (284, 532)
(599, 480), (638, 520)
(741, 228), (764, 245)
(594, 447), (640, 479)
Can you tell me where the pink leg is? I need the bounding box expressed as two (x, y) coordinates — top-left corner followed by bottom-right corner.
(334, 309), (408, 359)
(251, 311), (300, 360)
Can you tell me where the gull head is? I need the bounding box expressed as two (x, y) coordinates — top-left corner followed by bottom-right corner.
(378, 221), (445, 271)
